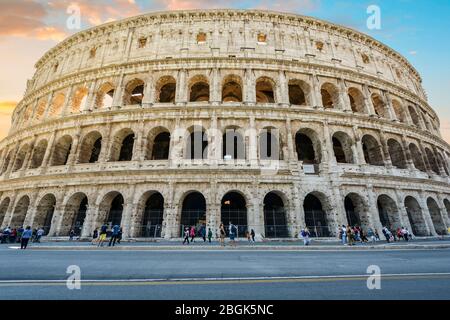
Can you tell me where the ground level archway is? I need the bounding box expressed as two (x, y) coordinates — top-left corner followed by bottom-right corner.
(263, 192), (288, 238)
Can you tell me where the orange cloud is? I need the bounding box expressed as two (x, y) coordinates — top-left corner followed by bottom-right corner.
(152, 0), (319, 11)
(0, 101), (16, 141)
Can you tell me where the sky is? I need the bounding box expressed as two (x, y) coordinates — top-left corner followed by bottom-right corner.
(0, 0), (449, 142)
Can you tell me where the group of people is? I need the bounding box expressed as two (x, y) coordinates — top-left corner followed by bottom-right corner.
(1, 226), (46, 248)
(92, 224), (123, 247)
(182, 222), (256, 247)
(338, 225), (412, 245)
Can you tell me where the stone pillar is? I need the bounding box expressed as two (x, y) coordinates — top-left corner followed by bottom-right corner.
(277, 70), (289, 106)
(132, 121), (145, 161)
(393, 190), (410, 230)
(208, 114), (220, 165)
(366, 185), (383, 233)
(339, 78), (352, 112)
(210, 68), (221, 105)
(111, 73), (125, 109)
(122, 184), (137, 238)
(418, 191), (438, 236)
(84, 80), (97, 112)
(98, 123), (113, 163)
(48, 191), (66, 237)
(4, 143), (20, 178)
(292, 182), (305, 236)
(401, 135), (415, 170)
(176, 69), (188, 105)
(42, 91), (54, 120)
(243, 68), (255, 105)
(67, 129), (82, 166)
(81, 203), (98, 238)
(61, 85), (74, 116)
(323, 121), (336, 167)
(330, 186), (347, 232)
(40, 131), (57, 172)
(379, 131), (393, 168)
(418, 141), (434, 176)
(142, 75), (154, 107)
(310, 73), (322, 108)
(285, 118), (295, 161)
(2, 192), (18, 228)
(248, 116), (258, 166)
(437, 194), (450, 228)
(362, 84), (376, 116)
(20, 136), (37, 175)
(383, 91), (398, 121)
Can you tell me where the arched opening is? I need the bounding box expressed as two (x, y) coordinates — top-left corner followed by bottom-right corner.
(409, 143), (426, 172)
(264, 192), (288, 238)
(377, 195), (401, 231)
(151, 132), (171, 160)
(321, 83), (339, 109)
(332, 132), (354, 164)
(387, 139), (407, 169)
(222, 75), (243, 102)
(392, 100), (406, 123)
(295, 130), (321, 164)
(405, 196), (428, 236)
(0, 151), (12, 175)
(10, 195), (30, 228)
(221, 192), (248, 237)
(408, 106), (421, 127)
(123, 78), (144, 105)
(425, 148), (440, 175)
(34, 194), (56, 235)
(256, 77), (275, 103)
(105, 194), (124, 227)
(288, 80), (308, 106)
(60, 193), (88, 236)
(34, 98), (47, 122)
(371, 93), (386, 118)
(437, 153), (450, 176)
(259, 128), (280, 160)
(348, 87), (365, 113)
(109, 129), (135, 162)
(186, 126), (208, 160)
(49, 93), (65, 117)
(344, 193), (370, 229)
(78, 131), (102, 164)
(140, 192), (164, 237)
(189, 77), (210, 102)
(95, 82), (115, 109)
(29, 140), (48, 169)
(70, 87), (88, 113)
(12, 144), (30, 172)
(156, 76), (176, 103)
(51, 135), (72, 166)
(222, 128), (245, 160)
(303, 193), (331, 237)
(362, 135), (384, 166)
(180, 192), (206, 236)
(0, 198), (11, 227)
(427, 198), (447, 235)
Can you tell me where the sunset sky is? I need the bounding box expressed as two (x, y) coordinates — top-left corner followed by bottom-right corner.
(0, 0), (449, 142)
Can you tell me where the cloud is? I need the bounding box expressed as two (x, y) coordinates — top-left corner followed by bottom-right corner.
(0, 101), (16, 141)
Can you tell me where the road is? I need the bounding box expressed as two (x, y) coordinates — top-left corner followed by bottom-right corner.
(1, 246), (450, 299)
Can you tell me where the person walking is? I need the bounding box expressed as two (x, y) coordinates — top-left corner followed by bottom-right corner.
(301, 228), (311, 246)
(367, 228), (376, 243)
(36, 227), (45, 243)
(346, 226), (354, 246)
(207, 228), (213, 243)
(250, 229), (256, 242)
(69, 230), (75, 241)
(219, 223), (226, 246)
(229, 222), (237, 247)
(200, 225), (206, 242)
(92, 228), (98, 245)
(182, 227), (190, 245)
(109, 224), (120, 247)
(340, 225), (347, 245)
(20, 226), (33, 250)
(382, 226), (391, 243)
(190, 226), (196, 243)
(17, 226), (24, 243)
(97, 224), (108, 247)
(401, 227), (409, 242)
(117, 227), (123, 244)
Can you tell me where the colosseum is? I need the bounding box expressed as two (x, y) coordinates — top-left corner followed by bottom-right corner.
(0, 9), (449, 240)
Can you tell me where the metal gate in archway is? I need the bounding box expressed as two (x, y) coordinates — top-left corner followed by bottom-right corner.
(264, 208), (289, 238)
(180, 210), (206, 236)
(305, 210), (330, 237)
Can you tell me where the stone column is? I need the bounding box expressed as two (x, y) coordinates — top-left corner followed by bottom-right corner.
(48, 191), (66, 236)
(379, 131), (393, 168)
(362, 84), (376, 116)
(111, 73), (125, 109)
(132, 121), (145, 161)
(243, 68), (255, 105)
(437, 194), (450, 228)
(142, 74), (154, 107)
(277, 70), (289, 106)
(366, 185), (383, 232)
(84, 80), (98, 112)
(98, 123), (113, 163)
(208, 114), (220, 165)
(20, 136), (38, 175)
(67, 129), (82, 166)
(122, 184), (137, 238)
(310, 73), (322, 108)
(418, 191), (438, 236)
(383, 91), (398, 121)
(4, 143), (20, 178)
(285, 118), (295, 161)
(2, 192), (18, 228)
(248, 116), (258, 166)
(42, 91), (54, 120)
(339, 78), (352, 112)
(292, 182), (305, 236)
(40, 131), (57, 173)
(393, 190), (410, 230)
(81, 203), (98, 238)
(323, 121), (336, 167)
(210, 68), (221, 105)
(401, 135), (415, 171)
(176, 69), (188, 106)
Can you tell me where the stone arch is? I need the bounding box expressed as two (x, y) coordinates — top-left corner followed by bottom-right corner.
(0, 197), (10, 227)
(34, 98), (47, 122)
(347, 87), (365, 113)
(408, 105), (421, 127)
(51, 135), (73, 166)
(288, 79), (310, 106)
(427, 197), (447, 235)
(259, 127), (281, 160)
(392, 99), (406, 123)
(221, 191), (248, 237)
(109, 128), (135, 162)
(332, 131), (354, 164)
(180, 191), (206, 236)
(0, 151), (12, 175)
(303, 192), (333, 237)
(425, 148), (440, 175)
(98, 191), (124, 227)
(377, 195), (401, 231)
(255, 77), (276, 103)
(189, 75), (210, 102)
(222, 126), (245, 160)
(78, 131), (102, 164)
(361, 134), (384, 166)
(387, 138), (407, 169)
(10, 195), (30, 228)
(94, 82), (115, 109)
(408, 143), (426, 172)
(123, 78), (144, 105)
(70, 87), (88, 113)
(59, 192), (88, 236)
(295, 128), (321, 164)
(222, 74), (243, 102)
(137, 191), (165, 237)
(404, 196), (428, 236)
(185, 125), (208, 160)
(29, 139), (48, 169)
(371, 93), (386, 118)
(49, 92), (65, 117)
(437, 153), (450, 176)
(344, 193), (370, 229)
(156, 76), (176, 103)
(320, 82), (339, 109)
(263, 191), (289, 238)
(146, 127), (171, 160)
(12, 144), (31, 172)
(33, 194), (56, 235)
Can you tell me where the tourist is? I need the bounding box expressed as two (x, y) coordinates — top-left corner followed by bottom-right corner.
(182, 227), (190, 245)
(69, 229), (75, 241)
(382, 226), (391, 243)
(117, 227), (123, 244)
(374, 229), (381, 241)
(207, 228), (213, 243)
(340, 225), (347, 245)
(360, 228), (369, 243)
(190, 226), (196, 243)
(20, 226), (33, 250)
(346, 226), (354, 246)
(31, 228), (38, 242)
(97, 224), (108, 247)
(219, 223), (226, 246)
(10, 228), (17, 243)
(200, 225), (206, 242)
(17, 227), (24, 243)
(108, 224), (120, 247)
(92, 228), (98, 245)
(301, 228), (311, 246)
(229, 222), (237, 247)
(250, 229), (256, 242)
(246, 230), (251, 242)
(401, 227), (409, 241)
(2, 227), (11, 243)
(35, 227), (45, 243)
(367, 228), (376, 243)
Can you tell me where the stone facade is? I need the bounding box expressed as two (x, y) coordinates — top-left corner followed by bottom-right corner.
(0, 9), (449, 240)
